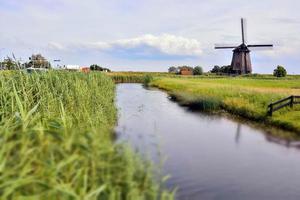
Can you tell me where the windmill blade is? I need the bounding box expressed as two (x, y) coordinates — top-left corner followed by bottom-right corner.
(215, 44), (238, 49)
(243, 18), (248, 44)
(215, 46), (237, 49)
(241, 18), (245, 44)
(247, 44), (273, 47)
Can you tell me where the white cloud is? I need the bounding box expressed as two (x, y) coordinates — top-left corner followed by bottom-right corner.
(118, 34), (202, 56)
(71, 34), (203, 57)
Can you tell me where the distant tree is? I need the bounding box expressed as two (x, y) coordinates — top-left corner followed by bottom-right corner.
(211, 65), (221, 73)
(168, 66), (177, 73)
(90, 64), (103, 71)
(2, 57), (15, 70)
(193, 66), (203, 75)
(178, 66), (193, 71)
(104, 68), (111, 72)
(90, 64), (111, 72)
(273, 65), (287, 77)
(220, 65), (234, 74)
(25, 54), (51, 69)
(0, 56), (23, 70)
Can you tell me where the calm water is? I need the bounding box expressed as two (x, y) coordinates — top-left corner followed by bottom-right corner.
(115, 84), (300, 200)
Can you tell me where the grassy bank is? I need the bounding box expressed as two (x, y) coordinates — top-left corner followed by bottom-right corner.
(151, 77), (300, 134)
(0, 71), (173, 199)
(108, 71), (300, 81)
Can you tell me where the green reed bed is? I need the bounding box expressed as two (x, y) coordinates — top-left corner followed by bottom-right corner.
(0, 71), (173, 200)
(109, 74), (146, 83)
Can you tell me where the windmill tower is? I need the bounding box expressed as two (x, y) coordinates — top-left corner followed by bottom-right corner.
(215, 18), (273, 74)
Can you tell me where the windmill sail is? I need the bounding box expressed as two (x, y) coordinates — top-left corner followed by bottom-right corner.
(215, 46), (237, 49)
(241, 18), (245, 44)
(247, 44), (273, 47)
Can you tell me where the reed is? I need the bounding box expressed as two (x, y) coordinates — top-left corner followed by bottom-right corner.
(0, 71), (173, 200)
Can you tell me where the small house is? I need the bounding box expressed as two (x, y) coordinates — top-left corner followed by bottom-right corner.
(179, 67), (193, 75)
(80, 67), (90, 73)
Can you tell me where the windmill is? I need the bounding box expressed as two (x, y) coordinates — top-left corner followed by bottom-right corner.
(215, 18), (273, 74)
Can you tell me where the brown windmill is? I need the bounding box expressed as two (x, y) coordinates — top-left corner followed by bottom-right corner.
(215, 18), (273, 74)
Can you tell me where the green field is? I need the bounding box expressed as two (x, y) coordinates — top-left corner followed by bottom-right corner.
(0, 71), (173, 200)
(150, 76), (300, 134)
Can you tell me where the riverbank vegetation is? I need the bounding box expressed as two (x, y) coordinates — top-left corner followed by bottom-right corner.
(107, 71), (300, 133)
(107, 72), (172, 83)
(150, 77), (300, 134)
(108, 71), (300, 80)
(0, 71), (173, 199)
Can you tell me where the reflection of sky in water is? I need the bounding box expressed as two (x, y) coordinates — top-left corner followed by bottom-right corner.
(115, 84), (300, 200)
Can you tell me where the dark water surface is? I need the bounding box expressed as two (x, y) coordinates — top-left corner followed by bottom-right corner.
(115, 84), (300, 200)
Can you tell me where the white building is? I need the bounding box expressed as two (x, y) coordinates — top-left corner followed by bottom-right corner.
(64, 65), (80, 71)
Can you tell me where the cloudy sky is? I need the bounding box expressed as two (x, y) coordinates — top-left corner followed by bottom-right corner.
(0, 0), (300, 73)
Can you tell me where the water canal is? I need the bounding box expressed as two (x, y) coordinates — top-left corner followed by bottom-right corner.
(115, 83), (300, 200)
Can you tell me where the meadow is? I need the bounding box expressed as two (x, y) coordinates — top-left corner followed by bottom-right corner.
(150, 76), (300, 134)
(0, 71), (173, 200)
(108, 71), (300, 134)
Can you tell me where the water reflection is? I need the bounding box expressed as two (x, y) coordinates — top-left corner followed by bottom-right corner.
(235, 123), (242, 144)
(115, 84), (300, 200)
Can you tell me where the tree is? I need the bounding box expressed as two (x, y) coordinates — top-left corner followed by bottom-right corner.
(90, 64), (103, 71)
(211, 65), (221, 73)
(178, 66), (193, 71)
(0, 56), (22, 70)
(220, 65), (234, 74)
(26, 54), (51, 69)
(193, 66), (203, 75)
(273, 65), (287, 77)
(90, 64), (111, 72)
(168, 66), (177, 73)
(1, 57), (15, 70)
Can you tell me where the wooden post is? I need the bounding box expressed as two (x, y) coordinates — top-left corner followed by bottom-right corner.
(268, 104), (273, 116)
(290, 96), (294, 108)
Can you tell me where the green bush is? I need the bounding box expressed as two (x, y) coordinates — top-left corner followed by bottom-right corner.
(211, 65), (221, 73)
(273, 65), (287, 77)
(143, 74), (154, 86)
(193, 66), (203, 75)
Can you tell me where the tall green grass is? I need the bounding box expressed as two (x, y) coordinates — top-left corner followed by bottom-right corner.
(108, 73), (154, 87)
(0, 71), (173, 199)
(109, 74), (146, 83)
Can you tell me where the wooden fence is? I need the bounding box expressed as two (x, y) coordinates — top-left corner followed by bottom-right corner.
(268, 96), (300, 116)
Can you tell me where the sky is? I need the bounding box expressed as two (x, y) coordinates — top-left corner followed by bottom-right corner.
(0, 0), (300, 73)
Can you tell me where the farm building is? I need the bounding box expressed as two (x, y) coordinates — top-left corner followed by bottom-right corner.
(80, 67), (90, 73)
(64, 65), (80, 71)
(64, 65), (90, 73)
(179, 67), (193, 75)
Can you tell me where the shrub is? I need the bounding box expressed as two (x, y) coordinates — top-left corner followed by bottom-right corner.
(168, 66), (177, 73)
(220, 65), (234, 74)
(273, 65), (287, 77)
(143, 74), (153, 86)
(90, 64), (111, 72)
(193, 66), (203, 75)
(211, 65), (221, 73)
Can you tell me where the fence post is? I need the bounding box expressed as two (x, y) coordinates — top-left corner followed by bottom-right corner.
(290, 96), (294, 108)
(268, 104), (273, 116)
